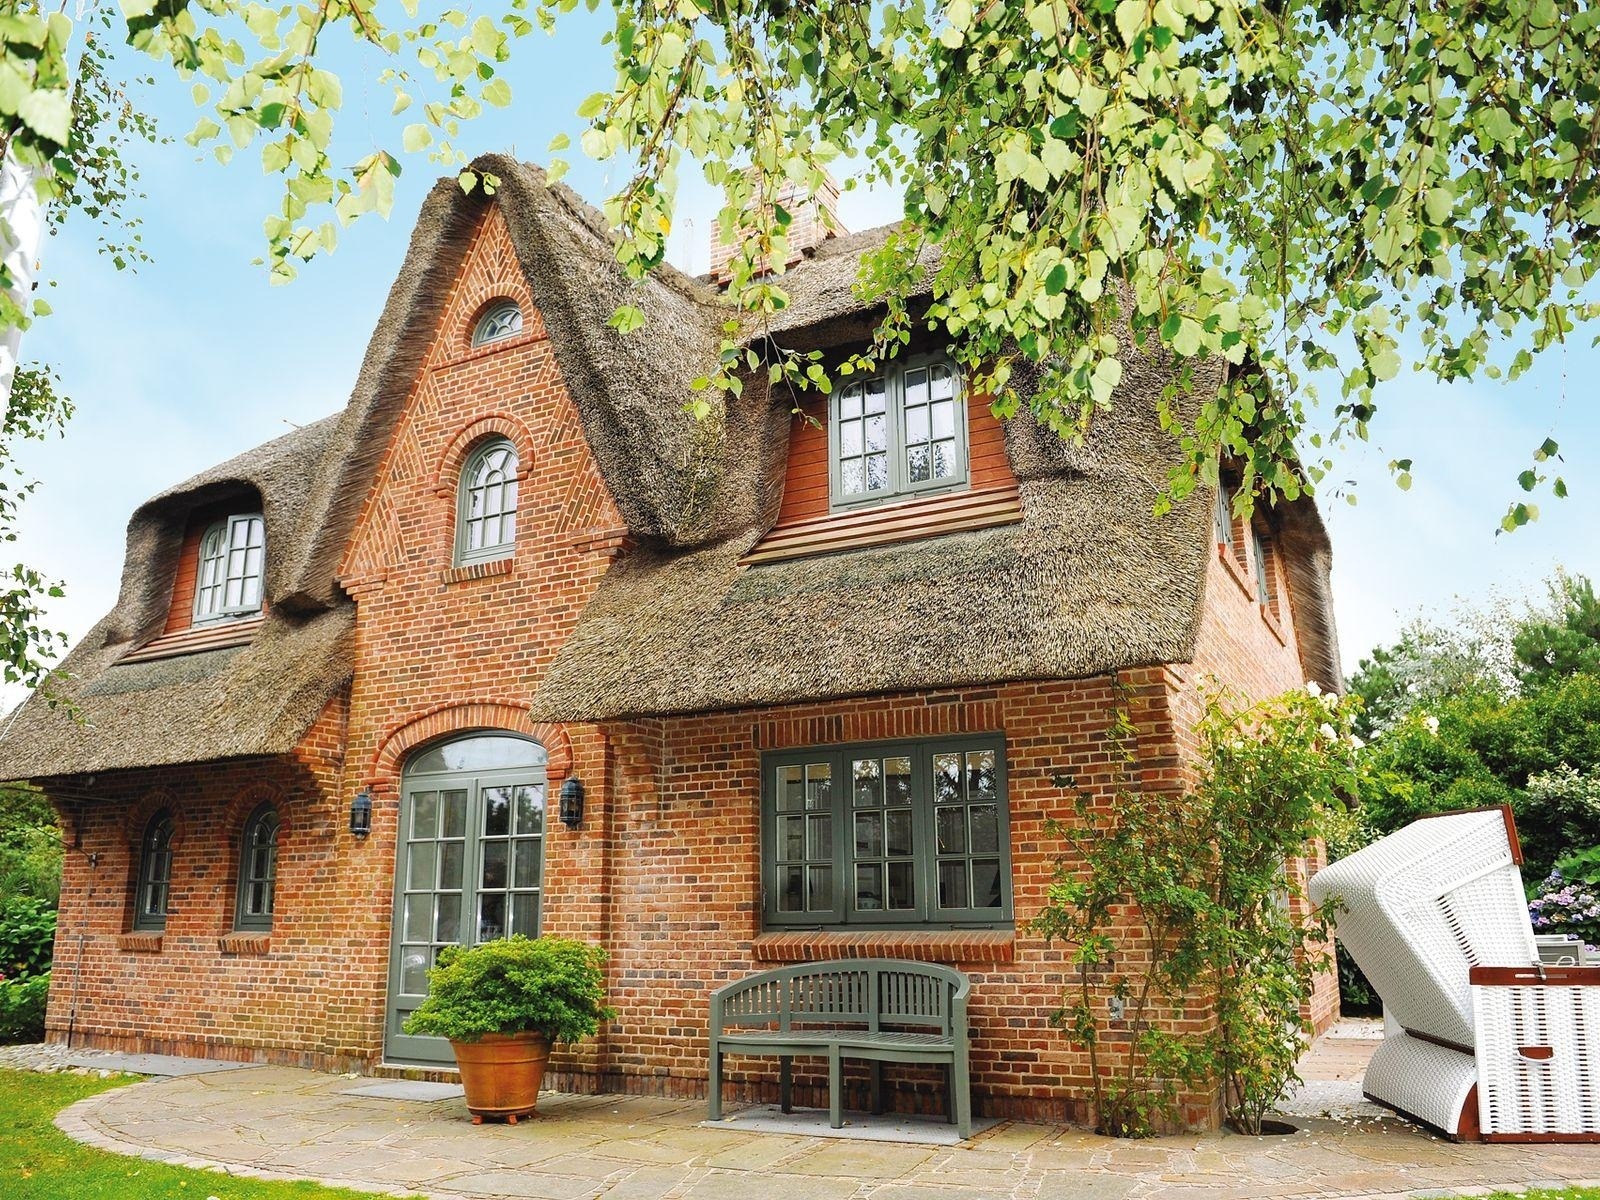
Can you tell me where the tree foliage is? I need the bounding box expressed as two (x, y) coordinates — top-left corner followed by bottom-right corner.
(1035, 684), (1361, 1136)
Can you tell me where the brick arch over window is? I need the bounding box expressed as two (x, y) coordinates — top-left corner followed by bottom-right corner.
(124, 787), (182, 849)
(455, 283), (544, 359)
(430, 415), (534, 500)
(371, 699), (573, 784)
(222, 782), (287, 844)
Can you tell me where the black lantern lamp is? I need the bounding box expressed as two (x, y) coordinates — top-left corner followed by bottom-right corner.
(559, 776), (585, 830)
(349, 789), (373, 839)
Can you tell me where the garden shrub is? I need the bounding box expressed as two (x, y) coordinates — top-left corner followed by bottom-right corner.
(1035, 684), (1363, 1136)
(402, 935), (613, 1044)
(1527, 870), (1600, 953)
(0, 971), (49, 1043)
(0, 896), (56, 979)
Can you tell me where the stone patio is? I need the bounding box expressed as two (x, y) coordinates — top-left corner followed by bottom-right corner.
(42, 1023), (1600, 1200)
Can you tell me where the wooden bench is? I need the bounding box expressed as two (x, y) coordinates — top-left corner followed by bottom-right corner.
(707, 959), (973, 1137)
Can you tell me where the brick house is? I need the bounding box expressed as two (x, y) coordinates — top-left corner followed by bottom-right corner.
(0, 154), (1342, 1129)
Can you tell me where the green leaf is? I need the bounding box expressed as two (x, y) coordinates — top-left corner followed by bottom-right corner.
(607, 304), (646, 334)
(17, 90), (70, 146)
(403, 123), (433, 152)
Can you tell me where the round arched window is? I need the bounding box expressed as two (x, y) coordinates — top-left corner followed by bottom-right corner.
(235, 803), (280, 931)
(472, 300), (523, 347)
(456, 438), (519, 563)
(133, 811), (174, 932)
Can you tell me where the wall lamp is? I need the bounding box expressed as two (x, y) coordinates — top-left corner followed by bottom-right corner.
(559, 777), (585, 830)
(349, 789), (373, 839)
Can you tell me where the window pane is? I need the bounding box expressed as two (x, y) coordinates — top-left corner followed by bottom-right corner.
(480, 841), (508, 890)
(779, 814), (804, 860)
(934, 754), (961, 803)
(411, 792), (438, 838)
(777, 866), (804, 912)
(477, 893), (506, 942)
(931, 399), (955, 439)
(407, 842), (437, 890)
(905, 404), (929, 444)
(776, 766), (804, 811)
(514, 785), (544, 834)
(806, 813), (832, 859)
(885, 758), (911, 803)
(865, 413), (887, 453)
(933, 440), (956, 478)
(968, 749), (997, 798)
(511, 893), (538, 936)
(441, 790), (467, 838)
(483, 787), (511, 836)
(863, 379), (886, 414)
(886, 809), (914, 857)
(938, 860), (969, 909)
(971, 860), (1003, 910)
(970, 805), (1000, 855)
(840, 386), (861, 420)
(805, 763), (832, 809)
(852, 758), (882, 807)
(512, 841), (540, 889)
(907, 445), (930, 483)
(248, 882), (268, 916)
(888, 861), (916, 910)
(400, 949), (430, 995)
(404, 894), (433, 942)
(806, 865), (833, 911)
(856, 863), (883, 911)
(434, 898), (461, 943)
(903, 367), (928, 406)
(865, 453), (888, 491)
(439, 842), (464, 891)
(840, 419), (862, 457)
(854, 811), (883, 858)
(937, 806), (966, 854)
(840, 460), (865, 495)
(931, 364), (955, 400)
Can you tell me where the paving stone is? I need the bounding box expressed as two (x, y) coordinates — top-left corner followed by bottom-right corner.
(680, 1170), (862, 1200)
(440, 1169), (605, 1199)
(784, 1141), (938, 1181)
(341, 1080), (465, 1101)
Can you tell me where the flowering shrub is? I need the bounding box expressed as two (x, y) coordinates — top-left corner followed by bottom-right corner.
(1528, 869), (1600, 954)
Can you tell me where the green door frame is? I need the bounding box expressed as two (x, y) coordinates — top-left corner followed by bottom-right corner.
(385, 749), (548, 1065)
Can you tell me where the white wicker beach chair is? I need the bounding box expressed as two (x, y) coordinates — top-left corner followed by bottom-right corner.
(1309, 806), (1600, 1141)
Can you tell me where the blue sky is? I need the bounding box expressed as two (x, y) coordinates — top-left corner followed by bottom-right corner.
(10, 18), (1599, 696)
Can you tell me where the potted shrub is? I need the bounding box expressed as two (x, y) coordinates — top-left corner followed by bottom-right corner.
(402, 935), (613, 1124)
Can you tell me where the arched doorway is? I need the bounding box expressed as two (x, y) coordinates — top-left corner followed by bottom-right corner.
(386, 732), (548, 1064)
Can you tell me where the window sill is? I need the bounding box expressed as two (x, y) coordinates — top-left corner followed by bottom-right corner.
(441, 557), (514, 585)
(752, 929), (1015, 965)
(1217, 542), (1256, 601)
(744, 486), (1021, 567)
(117, 932), (163, 953)
(1260, 603), (1287, 646)
(218, 932), (271, 956)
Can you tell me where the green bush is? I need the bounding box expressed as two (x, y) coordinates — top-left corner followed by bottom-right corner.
(0, 897), (56, 979)
(402, 936), (614, 1045)
(0, 972), (49, 1043)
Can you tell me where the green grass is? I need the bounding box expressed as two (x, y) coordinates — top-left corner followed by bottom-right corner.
(0, 1069), (408, 1199)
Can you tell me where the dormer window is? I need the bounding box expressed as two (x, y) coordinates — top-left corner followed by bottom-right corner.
(830, 358), (967, 509)
(195, 514), (265, 622)
(473, 300), (523, 347)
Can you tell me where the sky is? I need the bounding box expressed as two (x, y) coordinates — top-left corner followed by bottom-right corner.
(9, 17), (1599, 701)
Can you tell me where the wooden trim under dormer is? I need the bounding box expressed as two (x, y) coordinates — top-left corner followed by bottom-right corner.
(742, 485), (1022, 567)
(120, 614), (265, 664)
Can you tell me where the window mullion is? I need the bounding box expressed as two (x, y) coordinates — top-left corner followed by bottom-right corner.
(833, 750), (849, 924)
(887, 368), (905, 495)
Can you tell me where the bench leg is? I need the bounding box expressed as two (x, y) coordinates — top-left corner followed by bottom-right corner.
(708, 1046), (722, 1122)
(870, 1060), (884, 1115)
(951, 1057), (972, 1139)
(780, 1056), (792, 1114)
(828, 1047), (844, 1129)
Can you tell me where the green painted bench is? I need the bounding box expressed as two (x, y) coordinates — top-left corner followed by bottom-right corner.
(707, 959), (972, 1137)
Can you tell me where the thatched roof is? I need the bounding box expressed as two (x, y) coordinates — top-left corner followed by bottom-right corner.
(0, 418), (355, 780)
(0, 153), (1342, 778)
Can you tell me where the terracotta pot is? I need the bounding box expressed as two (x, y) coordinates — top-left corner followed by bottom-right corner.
(451, 1031), (551, 1124)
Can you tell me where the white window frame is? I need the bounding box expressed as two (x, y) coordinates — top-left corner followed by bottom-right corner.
(194, 514), (266, 623)
(827, 355), (969, 511)
(456, 438), (519, 565)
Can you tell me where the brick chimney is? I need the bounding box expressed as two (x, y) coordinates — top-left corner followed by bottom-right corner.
(708, 169), (845, 285)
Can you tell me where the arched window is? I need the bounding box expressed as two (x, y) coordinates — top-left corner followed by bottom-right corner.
(457, 438), (519, 563)
(195, 513), (266, 621)
(235, 804), (280, 932)
(133, 811), (174, 932)
(472, 300), (523, 347)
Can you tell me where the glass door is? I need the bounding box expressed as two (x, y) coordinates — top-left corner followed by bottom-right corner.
(385, 734), (547, 1064)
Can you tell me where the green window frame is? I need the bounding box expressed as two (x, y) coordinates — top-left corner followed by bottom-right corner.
(761, 736), (1012, 930)
(194, 514), (265, 622)
(1214, 482), (1235, 552)
(456, 438), (519, 565)
(472, 300), (523, 347)
(133, 811), (174, 932)
(828, 356), (969, 510)
(234, 803), (279, 932)
(1251, 524), (1276, 610)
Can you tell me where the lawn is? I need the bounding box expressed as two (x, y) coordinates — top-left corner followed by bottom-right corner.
(0, 1069), (411, 1200)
